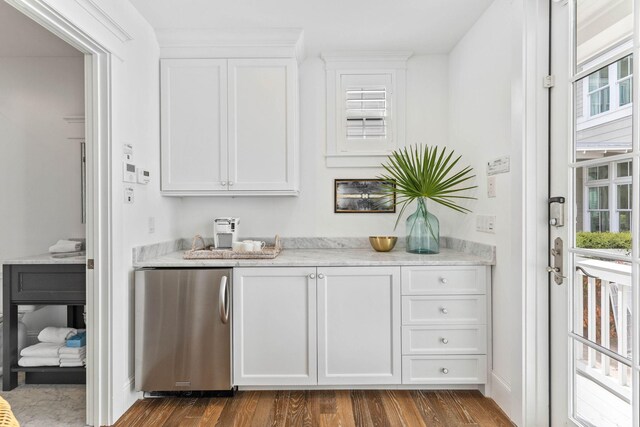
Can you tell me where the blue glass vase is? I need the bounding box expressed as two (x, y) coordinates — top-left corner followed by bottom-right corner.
(406, 198), (440, 254)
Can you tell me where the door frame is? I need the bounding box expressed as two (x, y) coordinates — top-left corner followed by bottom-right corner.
(5, 0), (112, 425)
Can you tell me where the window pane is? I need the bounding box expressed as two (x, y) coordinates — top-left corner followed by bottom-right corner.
(619, 212), (631, 232)
(589, 187), (599, 209)
(590, 87), (610, 115)
(617, 56), (632, 79)
(617, 184), (630, 209)
(588, 68), (609, 91)
(576, 0), (633, 67)
(598, 186), (609, 209)
(598, 165), (609, 179)
(616, 161), (631, 177)
(619, 79), (632, 106)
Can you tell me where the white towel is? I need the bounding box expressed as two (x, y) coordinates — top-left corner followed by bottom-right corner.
(20, 342), (62, 358)
(49, 240), (82, 254)
(60, 360), (85, 368)
(60, 353), (85, 361)
(59, 346), (86, 355)
(18, 356), (60, 367)
(38, 327), (77, 344)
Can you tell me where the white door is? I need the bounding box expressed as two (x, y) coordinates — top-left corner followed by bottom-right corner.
(317, 266), (401, 385)
(233, 267), (317, 386)
(551, 1), (638, 426)
(227, 58), (297, 192)
(160, 58), (228, 193)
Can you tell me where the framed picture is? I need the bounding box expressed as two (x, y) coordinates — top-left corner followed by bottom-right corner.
(334, 179), (396, 213)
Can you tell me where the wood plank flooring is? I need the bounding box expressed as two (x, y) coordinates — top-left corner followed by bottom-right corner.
(114, 390), (513, 427)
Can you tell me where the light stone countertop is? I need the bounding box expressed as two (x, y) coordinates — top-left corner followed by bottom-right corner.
(2, 252), (87, 265)
(133, 247), (493, 268)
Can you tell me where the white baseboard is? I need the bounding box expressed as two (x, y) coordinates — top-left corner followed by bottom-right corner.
(491, 371), (513, 420)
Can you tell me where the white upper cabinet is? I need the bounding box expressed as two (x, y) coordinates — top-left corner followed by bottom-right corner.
(228, 59), (297, 192)
(161, 59), (228, 192)
(158, 30), (302, 196)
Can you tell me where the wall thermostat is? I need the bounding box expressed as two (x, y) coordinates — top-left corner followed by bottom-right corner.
(137, 168), (150, 184)
(123, 162), (136, 183)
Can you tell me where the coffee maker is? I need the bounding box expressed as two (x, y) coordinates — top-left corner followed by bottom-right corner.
(213, 217), (240, 248)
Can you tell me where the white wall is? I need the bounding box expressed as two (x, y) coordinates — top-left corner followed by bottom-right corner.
(178, 54), (450, 238)
(0, 55), (85, 336)
(445, 0), (523, 424)
(5, 0), (183, 424)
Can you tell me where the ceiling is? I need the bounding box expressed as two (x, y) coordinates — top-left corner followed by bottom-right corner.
(129, 0), (494, 55)
(0, 1), (81, 57)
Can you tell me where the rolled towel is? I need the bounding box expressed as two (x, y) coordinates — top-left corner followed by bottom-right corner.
(20, 342), (62, 358)
(49, 240), (82, 254)
(18, 356), (60, 367)
(59, 346), (86, 355)
(38, 327), (77, 344)
(60, 360), (84, 368)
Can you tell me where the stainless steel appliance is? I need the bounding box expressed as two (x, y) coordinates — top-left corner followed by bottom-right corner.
(135, 268), (232, 392)
(213, 217), (240, 248)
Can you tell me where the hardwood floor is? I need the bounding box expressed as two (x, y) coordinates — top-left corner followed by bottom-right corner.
(114, 390), (513, 427)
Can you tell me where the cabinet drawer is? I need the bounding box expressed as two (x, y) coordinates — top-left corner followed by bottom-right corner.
(402, 355), (487, 384)
(9, 265), (86, 303)
(402, 296), (486, 325)
(401, 266), (485, 295)
(402, 325), (487, 355)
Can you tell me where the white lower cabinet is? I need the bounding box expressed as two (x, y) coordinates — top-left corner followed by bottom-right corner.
(317, 267), (401, 385)
(233, 264), (489, 389)
(233, 267), (317, 385)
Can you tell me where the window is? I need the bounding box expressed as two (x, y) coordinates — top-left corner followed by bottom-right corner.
(618, 56), (633, 106)
(583, 160), (632, 232)
(323, 52), (411, 167)
(588, 67), (610, 115)
(345, 87), (388, 139)
(588, 186), (610, 231)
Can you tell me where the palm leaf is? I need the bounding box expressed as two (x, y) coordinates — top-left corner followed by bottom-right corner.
(377, 144), (477, 227)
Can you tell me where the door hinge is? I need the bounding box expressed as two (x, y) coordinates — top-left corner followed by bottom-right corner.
(543, 75), (555, 88)
(87, 259), (94, 270)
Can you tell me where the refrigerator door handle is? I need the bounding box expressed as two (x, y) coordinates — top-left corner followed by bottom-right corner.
(219, 275), (230, 324)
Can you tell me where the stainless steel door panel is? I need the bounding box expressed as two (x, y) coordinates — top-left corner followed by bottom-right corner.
(135, 269), (232, 391)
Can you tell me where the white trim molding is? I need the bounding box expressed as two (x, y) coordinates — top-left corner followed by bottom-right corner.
(322, 51), (412, 168)
(74, 0), (133, 42)
(156, 28), (305, 63)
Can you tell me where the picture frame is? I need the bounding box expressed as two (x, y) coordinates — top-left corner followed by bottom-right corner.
(334, 179), (396, 213)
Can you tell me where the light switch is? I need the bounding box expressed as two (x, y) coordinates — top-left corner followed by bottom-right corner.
(487, 176), (496, 198)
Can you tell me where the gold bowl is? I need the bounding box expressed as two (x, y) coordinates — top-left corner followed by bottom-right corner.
(369, 236), (398, 252)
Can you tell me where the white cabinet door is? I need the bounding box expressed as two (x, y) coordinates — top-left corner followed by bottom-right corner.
(233, 267), (316, 385)
(160, 59), (228, 193)
(227, 59), (297, 192)
(317, 267), (401, 385)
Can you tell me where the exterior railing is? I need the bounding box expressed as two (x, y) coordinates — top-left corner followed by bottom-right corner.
(575, 257), (632, 401)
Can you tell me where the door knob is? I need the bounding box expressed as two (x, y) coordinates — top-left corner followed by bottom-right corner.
(318, 273), (325, 279)
(220, 181), (227, 186)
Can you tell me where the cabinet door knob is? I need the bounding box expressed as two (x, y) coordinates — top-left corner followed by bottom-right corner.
(229, 181), (234, 186)
(220, 181), (227, 186)
(440, 277), (448, 284)
(309, 273), (316, 279)
(441, 338), (449, 344)
(318, 273), (325, 279)
(441, 308), (448, 314)
(441, 368), (449, 374)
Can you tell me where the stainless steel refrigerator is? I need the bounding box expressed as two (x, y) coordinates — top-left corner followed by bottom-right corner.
(135, 268), (232, 392)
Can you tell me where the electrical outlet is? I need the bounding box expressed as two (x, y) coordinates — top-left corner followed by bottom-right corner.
(148, 217), (155, 234)
(124, 187), (134, 204)
(487, 176), (496, 198)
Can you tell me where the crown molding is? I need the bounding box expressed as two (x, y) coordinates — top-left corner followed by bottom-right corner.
(74, 0), (133, 42)
(157, 28), (305, 62)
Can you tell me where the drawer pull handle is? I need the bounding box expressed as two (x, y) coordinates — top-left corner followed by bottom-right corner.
(318, 273), (325, 279)
(220, 181), (227, 186)
(309, 273), (316, 279)
(441, 368), (449, 374)
(441, 338), (449, 344)
(441, 308), (448, 314)
(440, 278), (448, 284)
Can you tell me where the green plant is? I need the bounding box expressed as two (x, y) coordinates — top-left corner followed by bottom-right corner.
(378, 144), (477, 228)
(576, 232), (631, 251)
